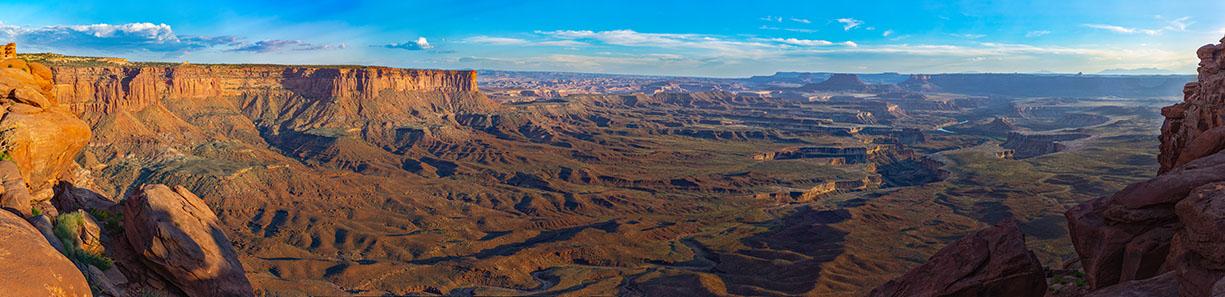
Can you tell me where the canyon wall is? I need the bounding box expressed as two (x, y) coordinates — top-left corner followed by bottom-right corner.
(49, 65), (481, 116)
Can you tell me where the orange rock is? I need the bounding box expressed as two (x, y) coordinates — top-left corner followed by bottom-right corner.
(123, 184), (255, 297)
(1, 43), (14, 59)
(0, 208), (91, 297)
(0, 53), (91, 194)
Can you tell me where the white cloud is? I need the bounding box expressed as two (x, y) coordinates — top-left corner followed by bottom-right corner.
(789, 18), (812, 24)
(882, 30), (894, 37)
(836, 18), (863, 31)
(384, 37), (432, 50)
(842, 41), (859, 47)
(760, 16), (783, 22)
(770, 38), (833, 46)
(1025, 30), (1051, 38)
(1084, 24), (1144, 34)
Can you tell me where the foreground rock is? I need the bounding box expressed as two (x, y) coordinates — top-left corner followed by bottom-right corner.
(0, 208), (91, 296)
(869, 221), (1047, 297)
(123, 184), (254, 297)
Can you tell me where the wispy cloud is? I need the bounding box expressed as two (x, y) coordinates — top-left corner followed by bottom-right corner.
(758, 25), (817, 33)
(1161, 16), (1193, 32)
(537, 29), (780, 57)
(537, 40), (589, 47)
(383, 37), (432, 50)
(230, 40), (345, 53)
(1084, 24), (1152, 35)
(882, 30), (894, 37)
(465, 35), (588, 47)
(836, 18), (863, 31)
(789, 18), (812, 24)
(760, 16), (783, 23)
(768, 38), (833, 46)
(1084, 16), (1192, 36)
(464, 36), (531, 45)
(950, 33), (987, 39)
(1025, 30), (1051, 38)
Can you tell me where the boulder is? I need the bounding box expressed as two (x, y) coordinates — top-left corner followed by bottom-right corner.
(869, 221), (1047, 297)
(1169, 182), (1225, 297)
(1083, 272), (1179, 297)
(123, 184), (254, 297)
(82, 263), (123, 297)
(0, 160), (33, 217)
(52, 181), (117, 213)
(0, 208), (91, 296)
(0, 104), (91, 194)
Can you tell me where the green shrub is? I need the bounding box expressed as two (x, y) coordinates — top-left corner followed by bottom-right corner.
(88, 209), (123, 233)
(31, 207), (41, 217)
(53, 212), (114, 270)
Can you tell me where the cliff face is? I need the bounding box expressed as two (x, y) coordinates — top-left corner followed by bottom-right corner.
(1159, 37), (1225, 173)
(50, 65), (482, 116)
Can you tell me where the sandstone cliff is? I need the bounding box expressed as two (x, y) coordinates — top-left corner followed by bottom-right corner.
(50, 65), (483, 116)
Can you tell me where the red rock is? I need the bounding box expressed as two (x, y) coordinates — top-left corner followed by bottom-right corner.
(0, 208), (91, 297)
(1068, 34), (1225, 296)
(0, 160), (34, 217)
(123, 184), (254, 297)
(869, 221), (1047, 297)
(1159, 37), (1225, 173)
(1083, 272), (1179, 297)
(0, 47), (92, 194)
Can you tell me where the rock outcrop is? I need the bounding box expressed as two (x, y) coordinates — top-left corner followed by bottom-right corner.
(2, 43), (14, 59)
(0, 209), (92, 297)
(1064, 35), (1225, 296)
(802, 73), (871, 92)
(1000, 132), (1089, 159)
(0, 45), (92, 195)
(123, 184), (254, 297)
(899, 74), (940, 92)
(869, 221), (1047, 297)
(1160, 36), (1225, 173)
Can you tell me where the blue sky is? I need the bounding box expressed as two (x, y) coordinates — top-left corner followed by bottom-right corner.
(2, 0), (1223, 77)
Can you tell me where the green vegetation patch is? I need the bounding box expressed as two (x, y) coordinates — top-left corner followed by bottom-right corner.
(53, 212), (114, 270)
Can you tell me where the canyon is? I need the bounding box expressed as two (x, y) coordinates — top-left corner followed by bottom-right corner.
(873, 35), (1225, 297)
(0, 35), (1198, 297)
